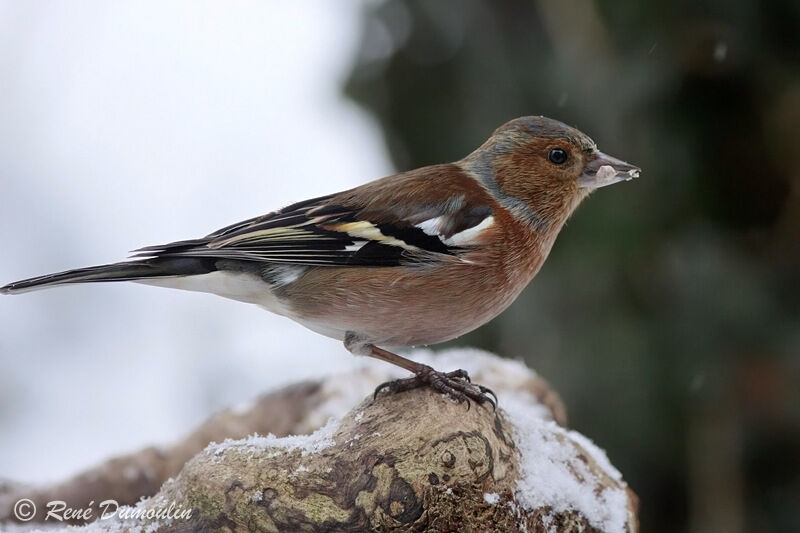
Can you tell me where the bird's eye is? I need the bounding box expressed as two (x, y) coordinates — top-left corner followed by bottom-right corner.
(548, 148), (568, 165)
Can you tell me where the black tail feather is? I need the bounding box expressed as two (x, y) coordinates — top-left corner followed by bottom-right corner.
(1, 258), (216, 295)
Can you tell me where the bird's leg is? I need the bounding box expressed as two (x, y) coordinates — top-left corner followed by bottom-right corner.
(344, 333), (496, 409)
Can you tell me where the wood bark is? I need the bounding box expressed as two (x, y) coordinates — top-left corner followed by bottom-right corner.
(0, 352), (638, 532)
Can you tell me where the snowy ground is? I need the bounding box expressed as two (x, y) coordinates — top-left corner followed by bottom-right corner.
(0, 1), (391, 483)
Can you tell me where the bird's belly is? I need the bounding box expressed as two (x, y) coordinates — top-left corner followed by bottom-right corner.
(286, 313), (471, 347)
(282, 264), (527, 348)
(137, 271), (293, 317)
(287, 315), (348, 342)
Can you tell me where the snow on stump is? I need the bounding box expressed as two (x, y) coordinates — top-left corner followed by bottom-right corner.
(0, 350), (638, 532)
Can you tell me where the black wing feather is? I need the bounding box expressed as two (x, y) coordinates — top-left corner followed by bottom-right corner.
(132, 194), (491, 268)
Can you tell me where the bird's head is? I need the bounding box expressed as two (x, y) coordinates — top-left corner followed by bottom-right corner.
(461, 116), (640, 230)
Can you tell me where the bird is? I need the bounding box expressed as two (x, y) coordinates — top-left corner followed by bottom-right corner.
(1, 116), (639, 407)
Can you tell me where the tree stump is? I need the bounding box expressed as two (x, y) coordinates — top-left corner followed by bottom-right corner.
(0, 349), (638, 532)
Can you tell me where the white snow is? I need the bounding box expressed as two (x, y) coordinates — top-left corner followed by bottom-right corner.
(501, 393), (629, 533)
(206, 417), (339, 459)
(298, 348), (555, 430)
(568, 431), (624, 483)
(541, 512), (556, 533)
(483, 492), (500, 505)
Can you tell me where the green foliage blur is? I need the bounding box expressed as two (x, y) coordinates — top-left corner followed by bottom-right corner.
(343, 1), (800, 532)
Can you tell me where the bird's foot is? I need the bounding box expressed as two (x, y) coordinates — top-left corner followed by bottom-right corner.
(373, 365), (497, 409)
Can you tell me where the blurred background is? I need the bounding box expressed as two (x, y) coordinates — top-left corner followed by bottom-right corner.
(0, 1), (798, 532)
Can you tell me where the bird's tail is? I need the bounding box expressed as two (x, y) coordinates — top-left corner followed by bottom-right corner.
(0, 258), (215, 295)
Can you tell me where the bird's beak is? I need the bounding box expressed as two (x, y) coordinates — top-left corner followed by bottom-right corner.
(579, 151), (641, 189)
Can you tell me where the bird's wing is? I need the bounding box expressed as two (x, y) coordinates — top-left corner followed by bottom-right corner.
(132, 165), (495, 267)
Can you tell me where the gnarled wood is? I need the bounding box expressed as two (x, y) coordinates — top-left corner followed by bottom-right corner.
(0, 350), (637, 532)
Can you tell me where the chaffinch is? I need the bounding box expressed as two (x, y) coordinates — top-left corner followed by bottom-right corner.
(1, 116), (639, 406)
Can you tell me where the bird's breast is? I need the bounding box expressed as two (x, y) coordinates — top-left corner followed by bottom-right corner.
(279, 233), (547, 347)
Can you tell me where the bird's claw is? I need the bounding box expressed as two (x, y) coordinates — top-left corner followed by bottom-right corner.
(373, 366), (496, 410)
